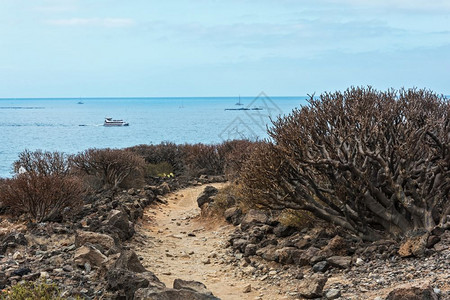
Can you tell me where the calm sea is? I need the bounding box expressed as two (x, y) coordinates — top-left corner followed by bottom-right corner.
(0, 96), (307, 177)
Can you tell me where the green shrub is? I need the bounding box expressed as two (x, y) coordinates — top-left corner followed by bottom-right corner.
(0, 280), (65, 300)
(146, 162), (174, 178)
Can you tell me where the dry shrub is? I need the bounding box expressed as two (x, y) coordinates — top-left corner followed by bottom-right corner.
(182, 143), (223, 177)
(0, 173), (85, 222)
(14, 149), (71, 176)
(278, 209), (316, 230)
(242, 87), (450, 241)
(70, 148), (146, 188)
(127, 142), (184, 175)
(218, 140), (259, 180)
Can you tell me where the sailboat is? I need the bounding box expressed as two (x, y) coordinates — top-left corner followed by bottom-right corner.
(235, 95), (243, 106)
(77, 97), (84, 104)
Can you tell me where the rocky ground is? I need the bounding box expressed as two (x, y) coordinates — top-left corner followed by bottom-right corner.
(1, 180), (449, 299)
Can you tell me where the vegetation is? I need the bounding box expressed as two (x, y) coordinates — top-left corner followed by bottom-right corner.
(0, 173), (85, 222)
(0, 280), (81, 300)
(127, 140), (258, 180)
(241, 87), (449, 241)
(70, 148), (146, 188)
(13, 149), (71, 176)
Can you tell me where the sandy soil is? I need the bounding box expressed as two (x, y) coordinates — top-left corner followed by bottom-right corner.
(129, 183), (295, 300)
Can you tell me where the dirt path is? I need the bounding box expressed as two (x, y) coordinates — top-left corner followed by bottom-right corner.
(129, 183), (293, 300)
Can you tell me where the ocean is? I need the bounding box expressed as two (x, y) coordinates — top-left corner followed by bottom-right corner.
(0, 96), (307, 177)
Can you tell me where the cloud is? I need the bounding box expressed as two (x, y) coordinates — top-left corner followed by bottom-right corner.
(324, 0), (450, 13)
(46, 18), (136, 28)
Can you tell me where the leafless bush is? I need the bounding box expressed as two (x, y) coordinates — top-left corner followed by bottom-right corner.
(0, 173), (85, 222)
(70, 148), (146, 188)
(127, 142), (184, 175)
(13, 150), (71, 176)
(242, 87), (450, 241)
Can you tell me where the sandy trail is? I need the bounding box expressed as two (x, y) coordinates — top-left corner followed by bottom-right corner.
(129, 183), (291, 300)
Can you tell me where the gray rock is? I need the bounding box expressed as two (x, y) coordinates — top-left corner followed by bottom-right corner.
(327, 256), (352, 269)
(197, 186), (219, 208)
(385, 285), (439, 300)
(107, 269), (165, 299)
(244, 244), (258, 257)
(134, 287), (220, 300)
(0, 232), (27, 254)
(240, 209), (270, 230)
(75, 230), (116, 253)
(74, 244), (107, 267)
(113, 250), (147, 273)
(273, 223), (296, 237)
(312, 261), (329, 273)
(106, 209), (135, 241)
(297, 274), (328, 299)
(173, 279), (213, 295)
(325, 289), (341, 299)
(224, 207), (243, 225)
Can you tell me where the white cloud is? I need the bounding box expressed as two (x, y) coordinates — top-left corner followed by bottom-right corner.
(46, 18), (136, 28)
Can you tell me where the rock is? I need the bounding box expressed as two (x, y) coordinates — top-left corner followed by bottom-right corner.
(273, 223), (296, 237)
(75, 230), (116, 252)
(243, 284), (252, 293)
(426, 235), (441, 249)
(297, 274), (327, 299)
(74, 244), (107, 267)
(312, 261), (329, 273)
(325, 289), (341, 299)
(224, 207), (243, 225)
(256, 244), (278, 262)
(295, 239), (310, 250)
(197, 186), (219, 208)
(244, 244), (258, 257)
(173, 279), (213, 296)
(157, 182), (171, 195)
(113, 250), (147, 273)
(107, 268), (165, 299)
(240, 209), (270, 230)
(386, 285), (439, 300)
(201, 258), (211, 265)
(320, 235), (347, 257)
(106, 209), (135, 241)
(11, 267), (31, 277)
(398, 232), (429, 258)
(12, 251), (23, 260)
(355, 257), (364, 265)
(327, 256), (352, 269)
(0, 232), (27, 254)
(275, 247), (307, 265)
(134, 287), (220, 300)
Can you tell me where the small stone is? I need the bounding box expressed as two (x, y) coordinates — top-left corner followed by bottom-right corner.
(325, 288), (341, 299)
(243, 284), (252, 293)
(40, 271), (50, 278)
(355, 258), (364, 265)
(202, 258), (211, 265)
(12, 251), (23, 260)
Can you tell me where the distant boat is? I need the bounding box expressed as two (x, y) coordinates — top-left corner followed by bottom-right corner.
(224, 107), (263, 111)
(235, 95), (244, 106)
(77, 101), (84, 104)
(104, 117), (129, 126)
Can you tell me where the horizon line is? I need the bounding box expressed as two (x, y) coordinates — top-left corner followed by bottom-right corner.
(0, 95), (309, 100)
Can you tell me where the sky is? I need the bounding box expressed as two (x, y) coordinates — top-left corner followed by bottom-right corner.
(0, 0), (449, 97)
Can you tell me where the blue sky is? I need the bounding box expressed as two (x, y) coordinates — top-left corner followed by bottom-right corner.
(0, 0), (449, 97)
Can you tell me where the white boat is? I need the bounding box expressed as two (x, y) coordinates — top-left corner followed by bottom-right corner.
(104, 117), (129, 126)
